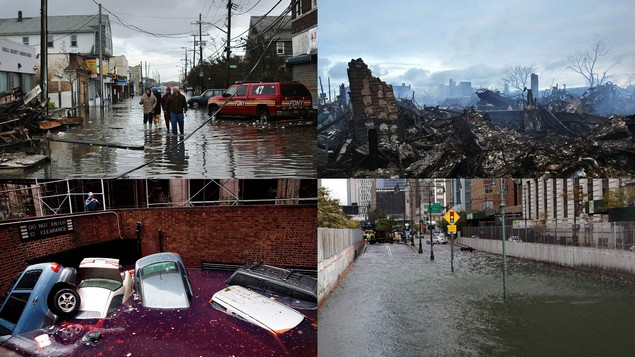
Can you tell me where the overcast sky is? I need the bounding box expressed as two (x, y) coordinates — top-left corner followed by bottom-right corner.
(3, 0), (288, 82)
(320, 179), (348, 205)
(319, 0), (635, 98)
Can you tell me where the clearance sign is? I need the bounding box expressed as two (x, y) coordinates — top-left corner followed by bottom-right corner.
(19, 218), (74, 241)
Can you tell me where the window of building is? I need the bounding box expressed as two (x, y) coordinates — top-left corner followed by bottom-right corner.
(22, 37), (29, 45)
(71, 35), (77, 47)
(47, 35), (54, 48)
(295, 0), (303, 16)
(276, 42), (285, 55)
(484, 200), (494, 209)
(484, 185), (493, 194)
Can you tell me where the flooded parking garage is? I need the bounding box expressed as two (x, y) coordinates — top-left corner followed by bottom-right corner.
(318, 242), (635, 356)
(7, 99), (316, 179)
(1, 268), (317, 357)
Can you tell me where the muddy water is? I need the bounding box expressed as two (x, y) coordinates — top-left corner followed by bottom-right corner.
(19, 99), (316, 178)
(318, 243), (635, 357)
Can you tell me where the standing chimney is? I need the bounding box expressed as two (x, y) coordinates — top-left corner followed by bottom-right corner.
(18, 11), (23, 22)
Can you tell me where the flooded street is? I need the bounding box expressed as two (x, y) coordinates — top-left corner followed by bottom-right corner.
(16, 98), (316, 178)
(318, 243), (635, 357)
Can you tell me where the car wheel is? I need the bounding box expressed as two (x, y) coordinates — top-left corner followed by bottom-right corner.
(258, 108), (271, 123)
(208, 104), (218, 117)
(50, 288), (80, 317)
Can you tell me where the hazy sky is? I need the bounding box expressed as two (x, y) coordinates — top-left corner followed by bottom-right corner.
(319, 0), (635, 97)
(321, 179), (348, 205)
(2, 0), (288, 82)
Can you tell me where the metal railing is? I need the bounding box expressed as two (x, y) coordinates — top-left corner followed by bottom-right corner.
(462, 221), (635, 251)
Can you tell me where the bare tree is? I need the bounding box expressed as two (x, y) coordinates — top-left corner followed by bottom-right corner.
(567, 35), (621, 88)
(500, 64), (537, 92)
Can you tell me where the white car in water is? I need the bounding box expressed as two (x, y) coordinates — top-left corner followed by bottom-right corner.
(210, 285), (305, 334)
(75, 258), (133, 319)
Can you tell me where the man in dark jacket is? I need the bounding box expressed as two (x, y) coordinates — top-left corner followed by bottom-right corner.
(167, 87), (188, 135)
(161, 87), (172, 131)
(152, 87), (162, 125)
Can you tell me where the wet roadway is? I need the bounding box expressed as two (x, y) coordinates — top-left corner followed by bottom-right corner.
(318, 241), (635, 357)
(1, 269), (317, 357)
(15, 98), (317, 179)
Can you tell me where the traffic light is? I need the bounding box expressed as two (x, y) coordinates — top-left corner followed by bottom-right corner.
(449, 211), (455, 224)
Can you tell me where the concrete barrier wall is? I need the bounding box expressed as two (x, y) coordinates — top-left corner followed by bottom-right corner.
(459, 237), (635, 279)
(318, 228), (364, 303)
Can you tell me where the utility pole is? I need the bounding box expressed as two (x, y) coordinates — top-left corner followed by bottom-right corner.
(191, 34), (197, 68)
(98, 3), (104, 115)
(40, 0), (48, 110)
(199, 13), (203, 65)
(226, 0), (232, 87)
(182, 47), (188, 81)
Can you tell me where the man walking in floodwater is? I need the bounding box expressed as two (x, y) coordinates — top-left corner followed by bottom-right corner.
(167, 86), (188, 135)
(139, 88), (157, 126)
(161, 87), (172, 131)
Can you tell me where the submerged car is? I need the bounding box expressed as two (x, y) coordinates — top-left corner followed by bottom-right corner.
(0, 263), (79, 342)
(210, 285), (305, 334)
(75, 258), (134, 319)
(226, 262), (317, 304)
(134, 252), (193, 309)
(187, 88), (225, 108)
(426, 237), (440, 245)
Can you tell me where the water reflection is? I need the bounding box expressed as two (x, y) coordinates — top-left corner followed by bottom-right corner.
(11, 99), (316, 178)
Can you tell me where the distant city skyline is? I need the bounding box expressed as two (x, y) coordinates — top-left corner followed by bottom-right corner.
(320, 1), (635, 101)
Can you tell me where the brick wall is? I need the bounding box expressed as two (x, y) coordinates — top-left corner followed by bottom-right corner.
(347, 58), (399, 145)
(0, 205), (316, 297)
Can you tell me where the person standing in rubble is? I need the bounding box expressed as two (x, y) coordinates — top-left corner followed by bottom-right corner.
(161, 87), (172, 131)
(139, 87), (157, 126)
(152, 87), (162, 125)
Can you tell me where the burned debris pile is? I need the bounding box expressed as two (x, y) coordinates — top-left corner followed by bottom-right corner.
(318, 58), (635, 178)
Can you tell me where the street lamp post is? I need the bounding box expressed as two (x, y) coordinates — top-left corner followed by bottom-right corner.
(392, 183), (399, 244)
(429, 180), (434, 261)
(418, 197), (423, 254)
(497, 178), (509, 304)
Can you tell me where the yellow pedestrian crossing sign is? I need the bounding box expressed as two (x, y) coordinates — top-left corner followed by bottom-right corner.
(444, 209), (460, 224)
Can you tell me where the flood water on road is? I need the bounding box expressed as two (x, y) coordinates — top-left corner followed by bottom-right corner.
(318, 243), (635, 357)
(16, 99), (316, 178)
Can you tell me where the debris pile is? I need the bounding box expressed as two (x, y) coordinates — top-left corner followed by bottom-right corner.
(318, 59), (635, 178)
(1, 86), (84, 151)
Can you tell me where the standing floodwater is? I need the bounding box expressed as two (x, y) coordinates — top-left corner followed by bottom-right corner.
(14, 98), (316, 178)
(318, 243), (635, 356)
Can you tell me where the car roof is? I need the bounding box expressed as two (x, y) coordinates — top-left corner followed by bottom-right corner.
(135, 252), (183, 270)
(211, 285), (304, 334)
(80, 258), (120, 269)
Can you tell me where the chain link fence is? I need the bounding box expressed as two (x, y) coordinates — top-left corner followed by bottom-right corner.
(462, 221), (635, 251)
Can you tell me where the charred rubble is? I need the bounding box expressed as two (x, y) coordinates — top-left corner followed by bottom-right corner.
(318, 58), (635, 178)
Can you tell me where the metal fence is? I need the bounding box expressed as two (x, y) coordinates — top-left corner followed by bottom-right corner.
(462, 221), (635, 251)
